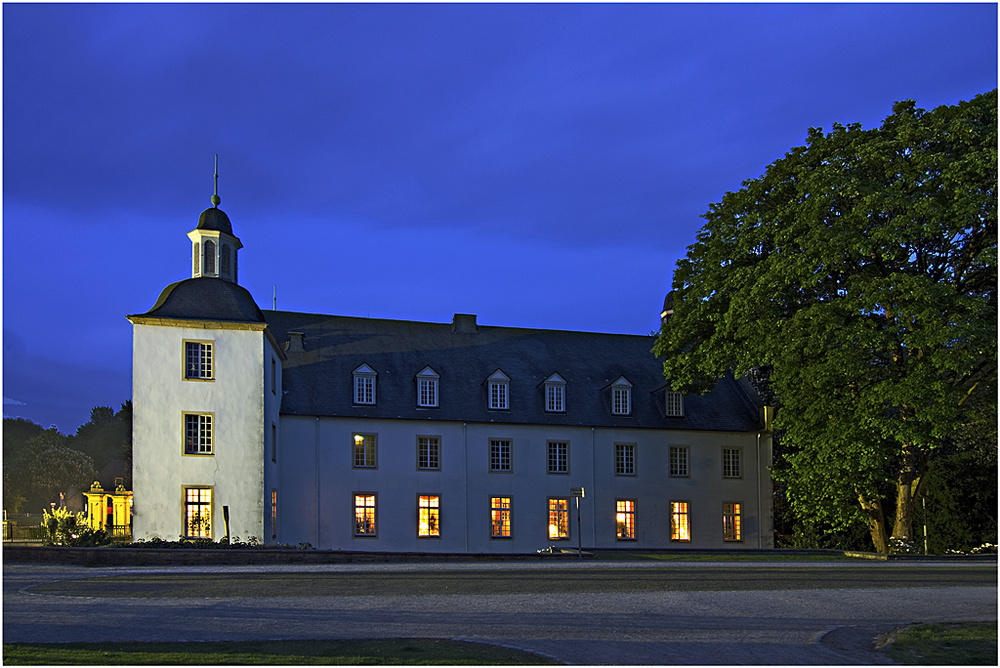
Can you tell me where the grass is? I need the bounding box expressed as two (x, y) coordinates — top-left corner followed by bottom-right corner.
(28, 566), (997, 598)
(592, 551), (857, 561)
(882, 622), (998, 665)
(0, 639), (559, 665)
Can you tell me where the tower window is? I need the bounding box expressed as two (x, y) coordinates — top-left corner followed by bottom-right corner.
(184, 341), (214, 380)
(220, 244), (231, 278)
(204, 239), (216, 275)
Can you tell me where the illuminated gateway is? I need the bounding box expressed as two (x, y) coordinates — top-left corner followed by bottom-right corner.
(128, 193), (774, 552)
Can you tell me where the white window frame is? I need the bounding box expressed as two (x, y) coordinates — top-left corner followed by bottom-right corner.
(669, 445), (689, 478)
(418, 494), (440, 537)
(547, 441), (569, 474)
(417, 436), (441, 471)
(353, 493), (377, 537)
(665, 390), (684, 417)
(490, 496), (512, 538)
(184, 340), (214, 380)
(723, 502), (742, 542)
(183, 486), (213, 539)
(616, 499), (636, 541)
(611, 377), (632, 416)
(183, 413), (214, 455)
(723, 447), (743, 479)
(488, 370), (510, 410)
(353, 433), (377, 469)
(416, 366), (439, 408)
(671, 500), (691, 542)
(489, 438), (512, 472)
(544, 373), (566, 413)
(614, 442), (636, 476)
(548, 497), (570, 540)
(353, 364), (376, 405)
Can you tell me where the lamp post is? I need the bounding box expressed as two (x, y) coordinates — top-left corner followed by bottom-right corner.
(571, 487), (585, 559)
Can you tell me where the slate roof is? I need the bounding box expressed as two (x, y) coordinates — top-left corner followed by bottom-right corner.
(264, 310), (763, 432)
(196, 207), (234, 235)
(132, 277), (265, 323)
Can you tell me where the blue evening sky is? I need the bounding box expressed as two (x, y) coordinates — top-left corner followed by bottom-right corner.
(3, 3), (997, 433)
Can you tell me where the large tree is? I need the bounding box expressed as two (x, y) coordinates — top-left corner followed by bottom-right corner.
(654, 91), (997, 553)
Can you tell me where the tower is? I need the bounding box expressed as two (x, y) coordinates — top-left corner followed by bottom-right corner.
(128, 163), (283, 543)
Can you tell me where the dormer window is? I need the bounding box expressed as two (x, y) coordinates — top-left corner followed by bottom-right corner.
(544, 373), (566, 413)
(353, 364), (376, 405)
(488, 370), (510, 410)
(416, 366), (439, 408)
(665, 390), (684, 417)
(611, 377), (632, 416)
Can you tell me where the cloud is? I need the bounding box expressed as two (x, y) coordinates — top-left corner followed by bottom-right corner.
(4, 397), (27, 406)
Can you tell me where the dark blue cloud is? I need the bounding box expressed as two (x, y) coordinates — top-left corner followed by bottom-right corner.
(2, 2), (996, 432)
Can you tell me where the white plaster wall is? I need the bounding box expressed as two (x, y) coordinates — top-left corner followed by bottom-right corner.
(132, 323), (265, 542)
(274, 416), (772, 552)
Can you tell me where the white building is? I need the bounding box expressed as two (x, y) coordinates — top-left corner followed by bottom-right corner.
(129, 200), (773, 551)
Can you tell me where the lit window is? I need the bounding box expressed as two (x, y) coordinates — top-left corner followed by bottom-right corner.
(185, 341), (213, 380)
(271, 489), (278, 540)
(611, 377), (632, 416)
(417, 436), (440, 471)
(723, 448), (742, 479)
(353, 433), (377, 469)
(416, 367), (439, 407)
(671, 501), (690, 541)
(418, 495), (440, 537)
(488, 370), (509, 410)
(184, 413), (213, 455)
(548, 498), (569, 540)
(547, 441), (568, 474)
(193, 242), (200, 275)
(615, 443), (635, 476)
(354, 493), (377, 536)
(491, 496), (511, 538)
(669, 446), (689, 477)
(489, 439), (512, 472)
(665, 391), (684, 417)
(353, 364), (376, 405)
(616, 499), (636, 540)
(544, 373), (566, 412)
(723, 502), (742, 541)
(184, 487), (212, 539)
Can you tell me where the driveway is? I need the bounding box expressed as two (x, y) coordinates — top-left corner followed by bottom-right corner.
(3, 561), (996, 665)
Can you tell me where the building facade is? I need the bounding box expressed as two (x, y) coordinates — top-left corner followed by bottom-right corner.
(129, 202), (773, 551)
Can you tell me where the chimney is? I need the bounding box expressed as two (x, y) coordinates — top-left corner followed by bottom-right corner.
(287, 331), (304, 353)
(452, 313), (478, 334)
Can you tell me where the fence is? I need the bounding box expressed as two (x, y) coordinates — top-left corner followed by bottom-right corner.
(2, 521), (47, 542)
(2, 519), (132, 543)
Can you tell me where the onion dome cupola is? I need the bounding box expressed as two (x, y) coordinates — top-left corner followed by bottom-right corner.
(187, 157), (242, 283)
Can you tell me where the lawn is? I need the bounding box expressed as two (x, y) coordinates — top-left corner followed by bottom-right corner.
(1, 639), (558, 665)
(883, 622), (997, 665)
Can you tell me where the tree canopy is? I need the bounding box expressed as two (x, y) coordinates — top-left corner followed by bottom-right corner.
(654, 90), (997, 553)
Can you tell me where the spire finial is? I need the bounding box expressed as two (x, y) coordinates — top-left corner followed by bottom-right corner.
(211, 154), (221, 207)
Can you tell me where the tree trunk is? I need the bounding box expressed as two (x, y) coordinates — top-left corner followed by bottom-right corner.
(858, 493), (889, 554)
(891, 443), (923, 550)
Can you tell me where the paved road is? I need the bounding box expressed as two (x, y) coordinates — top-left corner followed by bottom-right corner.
(4, 561), (996, 665)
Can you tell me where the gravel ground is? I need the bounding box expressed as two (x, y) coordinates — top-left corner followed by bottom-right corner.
(4, 561), (996, 665)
